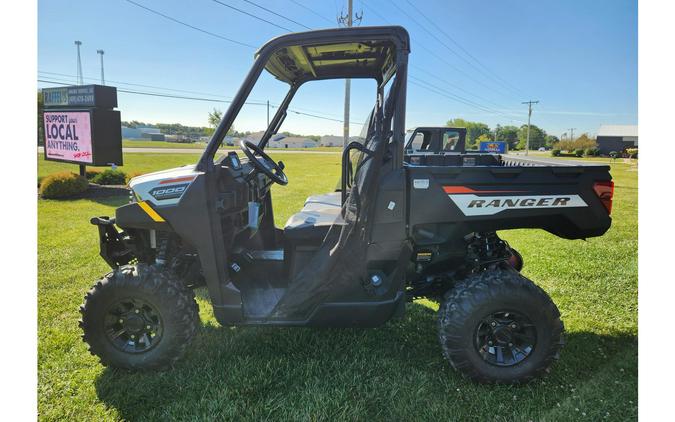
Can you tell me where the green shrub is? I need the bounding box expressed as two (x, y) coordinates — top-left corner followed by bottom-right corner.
(91, 169), (127, 185)
(574, 149), (584, 157)
(39, 172), (88, 199)
(85, 169), (102, 180)
(551, 149), (561, 157)
(584, 148), (598, 156)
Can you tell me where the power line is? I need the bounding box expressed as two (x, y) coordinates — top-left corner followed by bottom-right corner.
(414, 78), (527, 123)
(241, 0), (312, 30)
(402, 0), (524, 97)
(211, 0), (293, 32)
(37, 78), (363, 125)
(288, 0), (335, 25)
(383, 0), (516, 100)
(410, 64), (508, 111)
(409, 78), (527, 124)
(358, 0), (517, 108)
(40, 70), (236, 100)
(123, 0), (256, 48)
(410, 76), (495, 114)
(39, 70), (350, 120)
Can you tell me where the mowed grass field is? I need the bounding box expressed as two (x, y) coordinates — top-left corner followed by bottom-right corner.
(121, 139), (343, 152)
(37, 152), (637, 421)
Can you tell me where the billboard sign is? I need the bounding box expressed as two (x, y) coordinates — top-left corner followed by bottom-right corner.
(43, 85), (117, 108)
(43, 111), (93, 164)
(479, 141), (508, 154)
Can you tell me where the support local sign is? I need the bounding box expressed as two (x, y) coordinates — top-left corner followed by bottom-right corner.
(43, 111), (93, 164)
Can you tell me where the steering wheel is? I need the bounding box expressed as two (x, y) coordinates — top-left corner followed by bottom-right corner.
(239, 140), (288, 186)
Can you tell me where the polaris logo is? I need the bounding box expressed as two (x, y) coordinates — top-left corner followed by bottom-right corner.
(149, 183), (189, 201)
(448, 194), (588, 216)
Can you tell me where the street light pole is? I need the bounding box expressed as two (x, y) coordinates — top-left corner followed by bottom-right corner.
(96, 49), (105, 85)
(74, 41), (83, 85)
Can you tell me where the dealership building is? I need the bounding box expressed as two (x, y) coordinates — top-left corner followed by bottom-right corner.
(596, 125), (638, 154)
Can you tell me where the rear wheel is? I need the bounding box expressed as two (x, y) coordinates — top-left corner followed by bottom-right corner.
(79, 264), (199, 370)
(438, 267), (564, 383)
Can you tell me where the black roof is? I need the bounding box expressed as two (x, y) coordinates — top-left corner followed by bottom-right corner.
(254, 26), (410, 84)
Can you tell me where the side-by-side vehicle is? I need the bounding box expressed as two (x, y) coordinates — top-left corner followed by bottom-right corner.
(80, 26), (613, 383)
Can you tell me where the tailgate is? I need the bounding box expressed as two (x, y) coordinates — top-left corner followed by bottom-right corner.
(406, 164), (613, 241)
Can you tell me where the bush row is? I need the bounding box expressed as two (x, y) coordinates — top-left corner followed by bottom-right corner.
(39, 168), (141, 199)
(39, 172), (89, 199)
(551, 148), (600, 158)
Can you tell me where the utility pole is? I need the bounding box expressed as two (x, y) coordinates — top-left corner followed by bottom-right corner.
(74, 41), (83, 85)
(568, 128), (576, 143)
(342, 0), (353, 148)
(338, 0), (362, 148)
(96, 49), (105, 85)
(267, 100), (270, 127)
(522, 100), (539, 155)
(494, 123), (500, 141)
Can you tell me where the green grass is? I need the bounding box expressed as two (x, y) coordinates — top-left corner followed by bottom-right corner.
(122, 139), (343, 152)
(37, 153), (637, 421)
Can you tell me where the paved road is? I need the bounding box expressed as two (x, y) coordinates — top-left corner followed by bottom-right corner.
(37, 147), (339, 155)
(502, 154), (604, 166)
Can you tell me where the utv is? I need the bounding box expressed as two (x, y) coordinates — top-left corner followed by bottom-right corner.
(80, 26), (614, 383)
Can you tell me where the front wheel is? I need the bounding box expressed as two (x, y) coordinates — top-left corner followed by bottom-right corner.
(438, 267), (564, 383)
(79, 264), (199, 370)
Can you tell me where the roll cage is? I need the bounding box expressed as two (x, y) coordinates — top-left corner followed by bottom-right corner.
(196, 26), (411, 172)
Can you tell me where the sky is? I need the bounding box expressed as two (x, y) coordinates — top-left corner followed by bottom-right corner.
(38, 0), (637, 138)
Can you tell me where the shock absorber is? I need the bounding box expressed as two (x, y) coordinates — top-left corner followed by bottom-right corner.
(155, 231), (170, 266)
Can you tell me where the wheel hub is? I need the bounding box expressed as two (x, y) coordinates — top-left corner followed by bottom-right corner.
(104, 298), (163, 353)
(474, 311), (536, 367)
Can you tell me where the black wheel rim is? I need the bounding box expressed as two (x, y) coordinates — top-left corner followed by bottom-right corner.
(474, 310), (536, 367)
(103, 297), (163, 353)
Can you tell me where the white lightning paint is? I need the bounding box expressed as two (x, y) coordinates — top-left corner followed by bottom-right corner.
(129, 165), (202, 206)
(448, 194), (588, 216)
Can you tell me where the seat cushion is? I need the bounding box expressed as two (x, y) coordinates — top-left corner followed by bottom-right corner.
(304, 192), (341, 210)
(284, 205), (343, 242)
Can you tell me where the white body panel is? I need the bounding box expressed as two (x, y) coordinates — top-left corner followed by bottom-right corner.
(129, 165), (202, 206)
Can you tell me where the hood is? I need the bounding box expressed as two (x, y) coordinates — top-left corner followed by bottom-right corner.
(129, 165), (203, 206)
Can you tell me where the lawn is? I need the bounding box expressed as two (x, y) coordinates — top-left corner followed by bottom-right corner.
(37, 153), (637, 421)
(121, 139), (343, 152)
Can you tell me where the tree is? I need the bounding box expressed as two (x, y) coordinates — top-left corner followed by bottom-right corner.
(208, 108), (223, 129)
(573, 134), (597, 150)
(517, 124), (547, 150)
(496, 125), (519, 150)
(545, 135), (559, 148)
(476, 133), (492, 143)
(446, 118), (490, 148)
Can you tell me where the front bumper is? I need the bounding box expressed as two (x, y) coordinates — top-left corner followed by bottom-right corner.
(90, 216), (134, 268)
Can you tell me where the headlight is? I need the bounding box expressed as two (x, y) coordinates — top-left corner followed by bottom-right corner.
(129, 189), (141, 203)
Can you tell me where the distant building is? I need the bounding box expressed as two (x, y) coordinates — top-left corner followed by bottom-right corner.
(244, 131), (316, 148)
(121, 126), (164, 141)
(121, 126), (143, 139)
(320, 135), (342, 147)
(269, 136), (316, 148)
(596, 125), (638, 154)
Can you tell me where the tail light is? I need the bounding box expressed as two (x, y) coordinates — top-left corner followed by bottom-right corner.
(593, 180), (614, 215)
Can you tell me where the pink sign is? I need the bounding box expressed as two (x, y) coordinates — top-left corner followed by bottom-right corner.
(43, 111), (93, 164)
